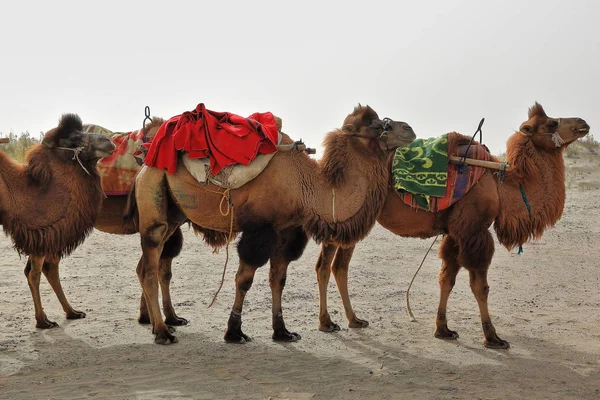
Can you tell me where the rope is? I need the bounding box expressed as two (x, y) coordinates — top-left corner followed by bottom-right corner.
(406, 234), (439, 322)
(208, 200), (235, 308)
(331, 188), (336, 222)
(56, 146), (91, 176)
(517, 185), (532, 255)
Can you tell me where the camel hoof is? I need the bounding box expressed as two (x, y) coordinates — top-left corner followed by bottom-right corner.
(167, 325), (177, 334)
(165, 315), (188, 326)
(36, 319), (59, 329)
(154, 332), (178, 345)
(138, 314), (151, 325)
(66, 310), (86, 320)
(224, 331), (252, 344)
(349, 317), (369, 329)
(484, 338), (510, 349)
(434, 327), (460, 340)
(319, 322), (341, 332)
(273, 330), (301, 342)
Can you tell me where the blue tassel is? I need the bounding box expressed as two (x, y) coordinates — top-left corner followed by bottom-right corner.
(517, 245), (523, 255)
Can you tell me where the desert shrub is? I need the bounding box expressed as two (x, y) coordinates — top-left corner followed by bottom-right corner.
(0, 131), (41, 162)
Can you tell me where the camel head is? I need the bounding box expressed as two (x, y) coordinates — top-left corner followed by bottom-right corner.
(42, 114), (116, 162)
(342, 104), (416, 152)
(519, 102), (590, 151)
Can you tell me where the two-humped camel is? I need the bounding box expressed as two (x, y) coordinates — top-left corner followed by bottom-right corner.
(0, 114), (115, 328)
(315, 103), (590, 348)
(128, 105), (416, 344)
(19, 117), (192, 328)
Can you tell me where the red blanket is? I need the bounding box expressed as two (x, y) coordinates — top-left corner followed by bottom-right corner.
(144, 103), (279, 175)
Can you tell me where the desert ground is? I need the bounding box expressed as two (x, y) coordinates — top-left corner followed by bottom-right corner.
(0, 154), (599, 400)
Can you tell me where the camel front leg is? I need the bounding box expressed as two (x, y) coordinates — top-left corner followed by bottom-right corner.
(469, 269), (509, 349)
(24, 256), (57, 329)
(316, 243), (340, 332)
(41, 254), (86, 320)
(331, 245), (368, 328)
(435, 235), (461, 340)
(224, 261), (258, 343)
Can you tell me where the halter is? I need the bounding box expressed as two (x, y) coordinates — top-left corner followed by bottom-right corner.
(55, 133), (92, 176)
(520, 118), (565, 147)
(343, 117), (395, 151)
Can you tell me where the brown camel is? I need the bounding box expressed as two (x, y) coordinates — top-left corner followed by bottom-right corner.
(0, 114), (115, 328)
(315, 103), (590, 349)
(20, 117), (192, 329)
(127, 105), (416, 344)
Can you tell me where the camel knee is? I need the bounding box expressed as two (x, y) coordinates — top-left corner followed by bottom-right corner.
(141, 222), (168, 249)
(237, 222), (277, 268)
(237, 274), (255, 293)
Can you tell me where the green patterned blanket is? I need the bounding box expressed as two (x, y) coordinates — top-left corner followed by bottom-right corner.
(391, 134), (449, 198)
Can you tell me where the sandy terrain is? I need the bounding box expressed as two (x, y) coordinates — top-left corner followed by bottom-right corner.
(1, 169), (599, 399)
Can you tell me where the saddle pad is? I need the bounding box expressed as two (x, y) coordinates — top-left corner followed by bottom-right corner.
(391, 134), (449, 198)
(83, 124), (146, 196)
(395, 142), (490, 212)
(144, 103), (279, 175)
(183, 130), (282, 189)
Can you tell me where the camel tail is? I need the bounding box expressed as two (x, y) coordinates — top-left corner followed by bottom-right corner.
(123, 181), (139, 230)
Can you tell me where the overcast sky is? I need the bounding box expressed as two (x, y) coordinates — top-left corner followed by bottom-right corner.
(1, 0), (597, 155)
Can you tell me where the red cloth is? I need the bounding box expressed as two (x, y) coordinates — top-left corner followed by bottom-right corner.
(143, 103), (279, 175)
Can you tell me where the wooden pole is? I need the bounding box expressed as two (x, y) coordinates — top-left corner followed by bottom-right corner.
(448, 155), (508, 171)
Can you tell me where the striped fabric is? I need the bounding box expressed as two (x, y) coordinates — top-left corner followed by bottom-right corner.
(394, 143), (490, 212)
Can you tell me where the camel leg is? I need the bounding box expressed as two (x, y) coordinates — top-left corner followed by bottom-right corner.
(224, 261), (258, 343)
(159, 258), (188, 326)
(41, 254), (86, 320)
(24, 256), (57, 329)
(469, 269), (510, 349)
(332, 245), (368, 328)
(139, 227), (186, 326)
(269, 226), (307, 341)
(224, 223), (280, 343)
(316, 243), (340, 332)
(434, 235), (461, 340)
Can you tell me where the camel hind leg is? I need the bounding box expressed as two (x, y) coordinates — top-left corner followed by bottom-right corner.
(138, 227), (187, 326)
(270, 226), (308, 342)
(41, 254), (86, 320)
(24, 256), (57, 328)
(135, 168), (179, 344)
(434, 235), (461, 340)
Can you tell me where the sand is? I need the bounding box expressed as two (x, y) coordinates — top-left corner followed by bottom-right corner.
(0, 186), (599, 400)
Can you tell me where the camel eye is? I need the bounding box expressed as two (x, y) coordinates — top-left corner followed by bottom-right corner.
(547, 120), (558, 129)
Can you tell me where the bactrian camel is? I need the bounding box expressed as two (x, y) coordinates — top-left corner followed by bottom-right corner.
(315, 103), (590, 349)
(0, 114), (115, 328)
(127, 105), (416, 344)
(20, 117), (192, 329)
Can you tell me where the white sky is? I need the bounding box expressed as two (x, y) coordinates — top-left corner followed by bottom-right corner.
(1, 0), (598, 155)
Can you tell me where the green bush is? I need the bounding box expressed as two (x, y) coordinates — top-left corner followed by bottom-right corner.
(0, 131), (41, 162)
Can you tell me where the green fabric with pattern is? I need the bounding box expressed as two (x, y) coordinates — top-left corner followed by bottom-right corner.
(391, 134), (449, 207)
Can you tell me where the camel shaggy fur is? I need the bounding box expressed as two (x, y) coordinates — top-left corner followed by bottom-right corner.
(0, 114), (115, 328)
(128, 105), (416, 344)
(315, 103), (590, 349)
